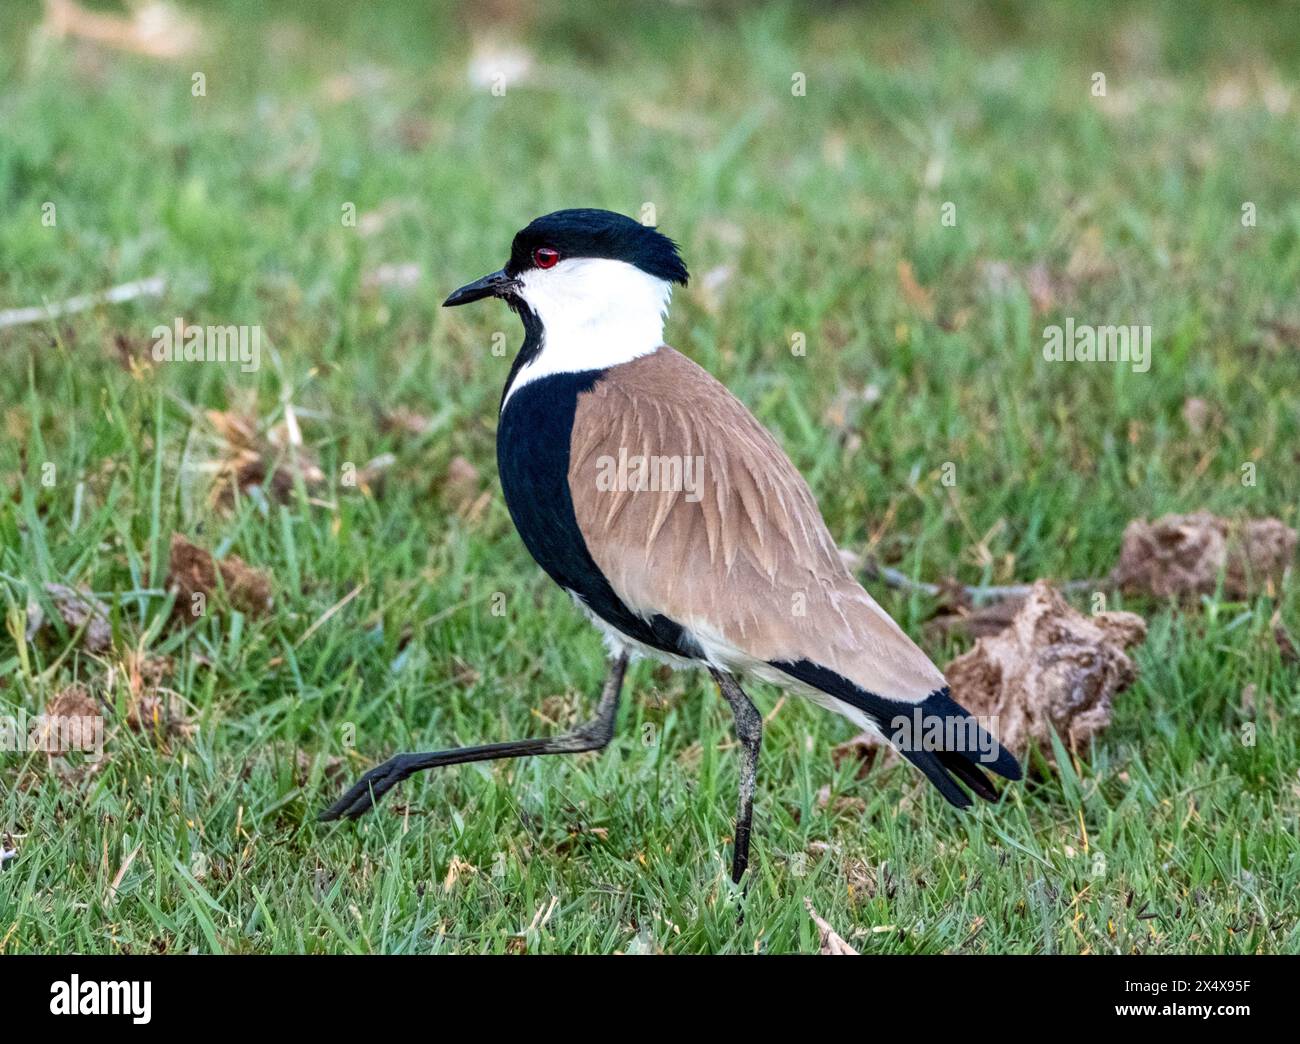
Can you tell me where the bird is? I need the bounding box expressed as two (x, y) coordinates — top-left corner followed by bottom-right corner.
(321, 208), (1021, 883)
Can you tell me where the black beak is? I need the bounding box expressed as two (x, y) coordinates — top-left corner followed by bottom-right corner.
(443, 268), (518, 307)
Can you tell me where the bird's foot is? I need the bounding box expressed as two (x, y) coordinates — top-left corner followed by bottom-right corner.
(318, 755), (415, 822)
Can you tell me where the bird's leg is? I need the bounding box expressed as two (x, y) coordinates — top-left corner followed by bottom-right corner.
(320, 652), (630, 822)
(710, 669), (763, 885)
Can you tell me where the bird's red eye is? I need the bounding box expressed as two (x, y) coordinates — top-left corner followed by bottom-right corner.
(533, 247), (560, 269)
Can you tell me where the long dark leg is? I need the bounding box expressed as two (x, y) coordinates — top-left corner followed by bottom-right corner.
(320, 652), (630, 821)
(710, 669), (763, 884)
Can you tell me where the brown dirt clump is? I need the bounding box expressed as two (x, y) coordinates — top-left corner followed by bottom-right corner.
(31, 684), (104, 779)
(1111, 511), (1295, 599)
(944, 581), (1147, 760)
(166, 534), (272, 619)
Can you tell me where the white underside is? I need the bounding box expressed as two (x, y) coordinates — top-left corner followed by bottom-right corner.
(569, 591), (882, 738)
(501, 257), (672, 409)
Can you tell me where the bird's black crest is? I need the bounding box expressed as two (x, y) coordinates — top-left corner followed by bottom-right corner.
(506, 208), (689, 285)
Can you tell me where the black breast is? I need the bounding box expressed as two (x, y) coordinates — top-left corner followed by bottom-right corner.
(496, 371), (699, 659)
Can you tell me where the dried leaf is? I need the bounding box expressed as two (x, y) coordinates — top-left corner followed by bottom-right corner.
(125, 690), (194, 742)
(295, 750), (346, 785)
(822, 384), (881, 443)
(319, 64), (390, 104)
(40, 0), (204, 60)
(1066, 226), (1114, 283)
(443, 856), (477, 892)
(451, 657), (481, 688)
(106, 841), (143, 905)
(380, 407), (434, 437)
(30, 583), (112, 653)
(441, 455), (487, 520)
(1181, 397), (1212, 435)
(831, 732), (885, 778)
(205, 407), (324, 507)
(128, 651), (172, 692)
(1272, 611), (1298, 665)
(1023, 262), (1057, 314)
(622, 930), (660, 955)
(804, 897), (859, 955)
(693, 264), (734, 315)
(115, 651), (191, 744)
(980, 259), (1071, 315)
(815, 785), (866, 816)
(355, 453), (396, 494)
(896, 260), (934, 318)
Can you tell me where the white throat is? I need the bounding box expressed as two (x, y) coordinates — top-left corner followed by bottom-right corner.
(501, 257), (671, 408)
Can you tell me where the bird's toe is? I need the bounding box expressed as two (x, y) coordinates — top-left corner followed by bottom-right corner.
(319, 760), (407, 822)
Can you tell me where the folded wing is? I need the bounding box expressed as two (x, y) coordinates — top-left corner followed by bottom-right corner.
(567, 346), (946, 703)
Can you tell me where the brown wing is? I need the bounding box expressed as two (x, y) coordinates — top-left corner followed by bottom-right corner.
(568, 347), (945, 702)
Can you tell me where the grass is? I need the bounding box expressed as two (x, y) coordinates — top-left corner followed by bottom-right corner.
(1, 0), (1298, 954)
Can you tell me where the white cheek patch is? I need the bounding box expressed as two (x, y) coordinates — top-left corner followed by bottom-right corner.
(502, 257), (672, 407)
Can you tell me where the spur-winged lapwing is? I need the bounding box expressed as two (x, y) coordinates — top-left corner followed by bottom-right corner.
(322, 208), (1021, 882)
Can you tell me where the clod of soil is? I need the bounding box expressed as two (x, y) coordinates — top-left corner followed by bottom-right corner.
(944, 580), (1147, 759)
(34, 684), (103, 767)
(1111, 511), (1296, 599)
(28, 583), (113, 653)
(166, 534), (273, 618)
(43, 684), (101, 724)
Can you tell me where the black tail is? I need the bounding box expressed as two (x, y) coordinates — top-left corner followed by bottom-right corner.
(771, 659), (1021, 809)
